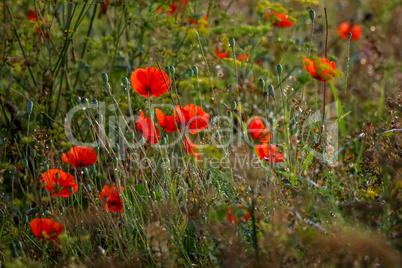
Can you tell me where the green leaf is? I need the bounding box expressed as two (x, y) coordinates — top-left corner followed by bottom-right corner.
(134, 184), (147, 198)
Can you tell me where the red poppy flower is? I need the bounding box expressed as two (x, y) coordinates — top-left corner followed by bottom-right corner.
(130, 67), (169, 99)
(187, 13), (208, 27)
(265, 12), (295, 28)
(28, 10), (50, 40)
(338, 22), (362, 41)
(226, 205), (251, 224)
(255, 143), (284, 163)
(214, 48), (229, 59)
(137, 111), (161, 144)
(62, 146), (97, 168)
(303, 57), (338, 82)
(41, 169), (78, 197)
(28, 10), (38, 21)
(247, 116), (272, 143)
(156, 104), (210, 134)
(238, 54), (249, 61)
(100, 185), (125, 212)
(98, 0), (110, 18)
(30, 218), (64, 241)
(183, 135), (201, 160)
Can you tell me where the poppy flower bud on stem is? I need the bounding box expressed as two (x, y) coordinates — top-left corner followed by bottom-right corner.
(192, 66), (199, 76)
(30, 150), (36, 158)
(92, 98), (98, 108)
(82, 167), (89, 178)
(347, 32), (352, 40)
(276, 64), (283, 76)
(96, 113), (104, 123)
(104, 83), (111, 91)
(231, 101), (237, 111)
(86, 184), (92, 192)
(229, 37), (235, 47)
(27, 101), (33, 116)
(263, 91), (269, 103)
(258, 78), (265, 90)
(268, 85), (275, 100)
(129, 132), (135, 142)
(187, 68), (194, 78)
(55, 173), (60, 180)
(165, 66), (170, 75)
(103, 196), (108, 203)
(89, 163), (96, 174)
(44, 164), (49, 171)
(309, 10), (315, 21)
(22, 159), (28, 167)
(113, 156), (118, 166)
(81, 97), (89, 106)
(74, 96), (81, 105)
(113, 143), (119, 153)
(69, 186), (74, 194)
(102, 73), (108, 83)
(94, 146), (100, 154)
(170, 66), (175, 75)
(122, 77), (129, 88)
(44, 210), (52, 216)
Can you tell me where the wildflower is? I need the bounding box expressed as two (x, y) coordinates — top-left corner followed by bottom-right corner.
(30, 218), (64, 241)
(247, 116), (272, 143)
(367, 189), (378, 199)
(187, 13), (208, 27)
(338, 22), (362, 41)
(214, 48), (229, 59)
(130, 67), (169, 99)
(238, 54), (249, 62)
(100, 185), (125, 212)
(255, 143), (284, 163)
(62, 146), (98, 168)
(137, 111), (161, 144)
(98, 0), (110, 18)
(226, 205), (251, 223)
(27, 10), (50, 40)
(27, 10), (38, 22)
(160, 0), (187, 14)
(265, 12), (296, 28)
(156, 104), (210, 134)
(41, 169), (78, 197)
(183, 135), (201, 160)
(303, 57), (341, 82)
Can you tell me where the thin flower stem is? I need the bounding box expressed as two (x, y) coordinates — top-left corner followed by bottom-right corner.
(344, 37), (351, 91)
(320, 8), (329, 144)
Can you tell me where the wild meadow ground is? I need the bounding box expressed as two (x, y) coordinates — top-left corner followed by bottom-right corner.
(0, 0), (401, 267)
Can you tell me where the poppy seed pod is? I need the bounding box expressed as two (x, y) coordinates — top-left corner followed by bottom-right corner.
(101, 73), (108, 83)
(268, 85), (275, 100)
(27, 101), (33, 116)
(309, 10), (315, 21)
(192, 66), (199, 76)
(231, 101), (237, 111)
(258, 78), (265, 90)
(229, 37), (235, 47)
(170, 66), (175, 75)
(187, 68), (194, 78)
(74, 96), (82, 105)
(22, 159), (28, 167)
(122, 76), (129, 87)
(276, 64), (283, 75)
(347, 32), (352, 40)
(96, 113), (104, 123)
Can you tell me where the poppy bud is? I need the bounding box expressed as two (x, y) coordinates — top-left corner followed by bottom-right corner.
(42, 180), (47, 187)
(160, 135), (167, 145)
(84, 118), (91, 127)
(81, 97), (89, 106)
(263, 91), (269, 103)
(94, 146), (100, 154)
(96, 113), (104, 123)
(68, 186), (74, 194)
(26, 207), (38, 216)
(89, 163), (96, 174)
(30, 150), (36, 158)
(347, 32), (352, 40)
(227, 110), (232, 116)
(129, 132), (135, 142)
(165, 66), (170, 75)
(138, 136), (145, 145)
(44, 210), (52, 216)
(170, 66), (175, 75)
(258, 78), (265, 90)
(86, 184), (92, 192)
(13, 214), (20, 226)
(74, 96), (82, 105)
(82, 167), (89, 177)
(92, 98), (98, 108)
(187, 68), (194, 78)
(44, 164), (49, 171)
(122, 76), (129, 87)
(268, 85), (275, 100)
(231, 101), (237, 111)
(309, 10), (315, 21)
(22, 159), (28, 167)
(229, 37), (235, 47)
(113, 156), (118, 166)
(104, 83), (111, 91)
(151, 191), (157, 200)
(276, 64), (283, 76)
(102, 73), (108, 83)
(16, 240), (23, 251)
(192, 66), (199, 76)
(55, 173), (60, 180)
(45, 139), (53, 148)
(103, 196), (108, 203)
(27, 101), (33, 116)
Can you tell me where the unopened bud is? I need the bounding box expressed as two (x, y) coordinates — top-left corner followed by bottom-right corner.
(96, 113), (104, 123)
(113, 156), (118, 166)
(122, 76), (129, 87)
(81, 97), (89, 105)
(347, 32), (352, 40)
(101, 73), (108, 83)
(129, 132), (135, 142)
(55, 173), (60, 180)
(263, 91), (269, 103)
(165, 66), (170, 75)
(170, 66), (175, 75)
(94, 146), (100, 154)
(192, 66), (199, 76)
(74, 96), (81, 105)
(69, 186), (74, 194)
(30, 150), (36, 158)
(89, 163), (96, 174)
(86, 184), (92, 192)
(258, 78), (265, 89)
(91, 98), (98, 108)
(268, 85), (275, 100)
(44, 164), (49, 171)
(309, 10), (315, 21)
(82, 167), (89, 178)
(231, 101), (237, 111)
(229, 37), (235, 47)
(276, 64), (283, 76)
(187, 68), (194, 78)
(22, 159), (28, 167)
(27, 101), (33, 116)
